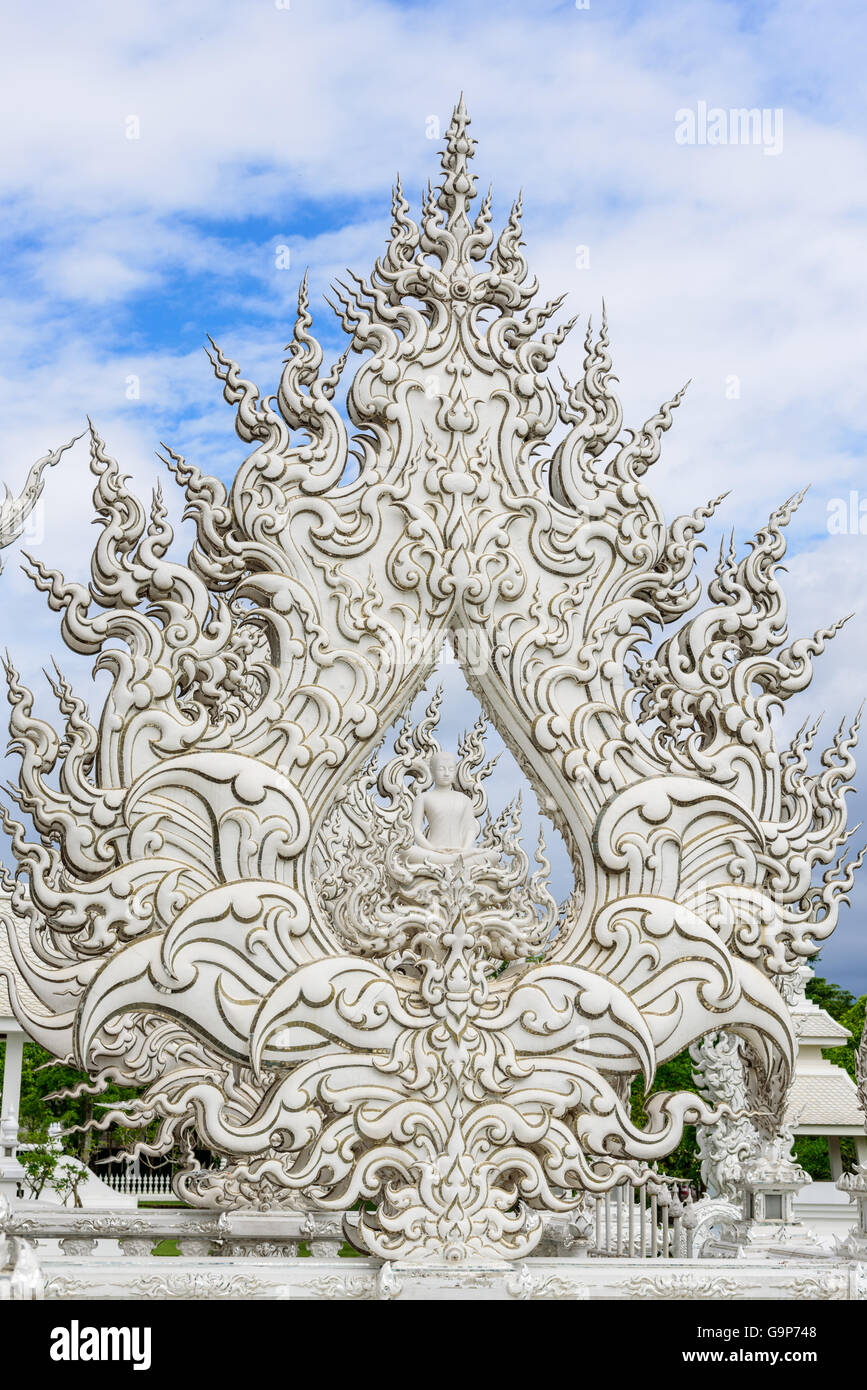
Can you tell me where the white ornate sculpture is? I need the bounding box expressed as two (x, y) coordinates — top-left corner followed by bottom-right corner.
(407, 750), (496, 867)
(0, 438), (75, 570)
(0, 100), (861, 1263)
(837, 1009), (867, 1255)
(690, 1032), (759, 1201)
(316, 691), (558, 976)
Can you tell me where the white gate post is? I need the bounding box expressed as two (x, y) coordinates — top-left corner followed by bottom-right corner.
(0, 1027), (26, 1201)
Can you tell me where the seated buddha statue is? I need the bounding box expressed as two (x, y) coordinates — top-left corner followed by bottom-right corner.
(405, 751), (499, 870)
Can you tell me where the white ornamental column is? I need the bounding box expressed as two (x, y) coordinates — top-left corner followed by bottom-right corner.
(838, 1018), (867, 1256)
(689, 1031), (759, 1199)
(737, 1128), (821, 1255)
(0, 1027), (26, 1201)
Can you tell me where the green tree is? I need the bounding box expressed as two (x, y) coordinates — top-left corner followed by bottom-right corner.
(631, 1048), (702, 1186)
(805, 972), (856, 1026)
(1, 1037), (147, 1160)
(799, 970), (866, 1176)
(18, 1142), (60, 1200)
(805, 968), (867, 1082)
(629, 970), (867, 1187)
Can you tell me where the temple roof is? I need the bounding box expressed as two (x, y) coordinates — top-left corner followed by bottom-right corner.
(786, 1070), (865, 1131)
(794, 1007), (852, 1048)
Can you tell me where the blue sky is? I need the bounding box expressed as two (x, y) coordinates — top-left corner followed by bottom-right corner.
(0, 0), (866, 990)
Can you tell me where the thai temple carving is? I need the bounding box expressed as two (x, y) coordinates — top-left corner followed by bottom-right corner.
(690, 1032), (759, 1202)
(0, 439), (75, 570)
(0, 100), (861, 1264)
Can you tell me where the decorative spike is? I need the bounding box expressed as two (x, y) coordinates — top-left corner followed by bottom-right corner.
(491, 193), (529, 284)
(465, 184), (493, 263)
(0, 434), (82, 566)
(437, 95), (478, 240)
(612, 382), (688, 482)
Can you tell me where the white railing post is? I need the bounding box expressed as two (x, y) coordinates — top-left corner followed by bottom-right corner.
(658, 1186), (671, 1258)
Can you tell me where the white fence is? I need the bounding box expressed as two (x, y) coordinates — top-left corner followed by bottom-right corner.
(99, 1168), (175, 1200)
(5, 1200), (863, 1301)
(96, 1169), (701, 1244)
(588, 1182), (692, 1258)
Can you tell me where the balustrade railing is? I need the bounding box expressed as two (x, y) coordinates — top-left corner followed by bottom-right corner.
(0, 1204), (348, 1260)
(99, 1168), (175, 1200)
(1, 1148), (754, 1269)
(588, 1181), (694, 1259)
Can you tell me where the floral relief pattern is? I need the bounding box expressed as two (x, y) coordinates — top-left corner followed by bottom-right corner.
(0, 100), (860, 1263)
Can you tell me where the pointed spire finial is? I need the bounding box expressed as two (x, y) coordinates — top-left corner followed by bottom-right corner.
(437, 96), (477, 241)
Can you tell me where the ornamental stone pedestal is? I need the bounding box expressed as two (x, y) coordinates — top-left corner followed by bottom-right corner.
(0, 1195), (42, 1299)
(837, 1167), (867, 1257)
(737, 1134), (823, 1256)
(0, 1115), (24, 1204)
(837, 1020), (867, 1256)
(0, 1028), (25, 1203)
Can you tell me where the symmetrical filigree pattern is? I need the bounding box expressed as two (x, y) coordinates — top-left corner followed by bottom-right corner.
(316, 691), (560, 966)
(0, 100), (860, 1261)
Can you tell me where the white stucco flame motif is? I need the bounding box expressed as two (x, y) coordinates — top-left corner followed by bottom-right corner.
(0, 101), (861, 1261)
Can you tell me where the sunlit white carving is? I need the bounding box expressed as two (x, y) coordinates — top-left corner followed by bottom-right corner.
(690, 1032), (759, 1202)
(0, 437), (77, 568)
(0, 100), (860, 1262)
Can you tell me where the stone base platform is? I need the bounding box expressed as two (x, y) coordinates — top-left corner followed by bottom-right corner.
(38, 1255), (867, 1301)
